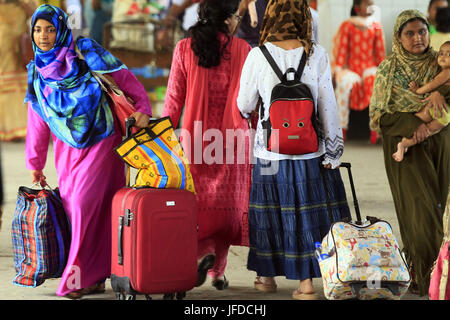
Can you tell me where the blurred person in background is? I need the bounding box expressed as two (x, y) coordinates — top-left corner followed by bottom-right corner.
(36, 0), (66, 10)
(159, 0), (199, 49)
(0, 0), (36, 141)
(427, 0), (448, 35)
(331, 0), (385, 144)
(0, 145), (3, 231)
(235, 0), (318, 48)
(164, 0), (199, 34)
(82, 0), (113, 45)
(235, 0), (269, 48)
(66, 0), (83, 40)
(430, 7), (450, 50)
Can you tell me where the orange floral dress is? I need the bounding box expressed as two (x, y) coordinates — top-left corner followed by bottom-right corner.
(331, 17), (386, 131)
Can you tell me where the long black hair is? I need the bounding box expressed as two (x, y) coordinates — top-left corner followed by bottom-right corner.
(188, 0), (240, 68)
(350, 0), (363, 16)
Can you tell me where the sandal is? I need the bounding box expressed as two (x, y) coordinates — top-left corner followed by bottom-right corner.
(196, 254), (216, 287)
(212, 275), (229, 290)
(408, 262), (420, 295)
(64, 289), (84, 300)
(408, 281), (420, 295)
(292, 288), (319, 300)
(254, 276), (277, 293)
(64, 282), (106, 300)
(83, 282), (106, 295)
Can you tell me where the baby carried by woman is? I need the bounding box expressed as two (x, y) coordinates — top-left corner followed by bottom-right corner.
(393, 40), (450, 162)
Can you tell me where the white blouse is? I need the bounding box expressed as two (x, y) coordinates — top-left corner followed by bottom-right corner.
(237, 42), (344, 169)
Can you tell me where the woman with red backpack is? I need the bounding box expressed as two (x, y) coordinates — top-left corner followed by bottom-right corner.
(237, 0), (351, 300)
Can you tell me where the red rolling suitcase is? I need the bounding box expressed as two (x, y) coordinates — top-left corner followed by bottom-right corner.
(110, 118), (198, 300)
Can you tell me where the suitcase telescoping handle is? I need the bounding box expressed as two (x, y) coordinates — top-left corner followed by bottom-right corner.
(124, 117), (136, 187)
(321, 161), (363, 225)
(339, 162), (362, 223)
(124, 117), (157, 187)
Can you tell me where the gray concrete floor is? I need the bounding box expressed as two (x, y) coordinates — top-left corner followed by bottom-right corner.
(0, 139), (428, 300)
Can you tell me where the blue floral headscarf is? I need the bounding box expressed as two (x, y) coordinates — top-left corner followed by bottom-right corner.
(25, 4), (126, 149)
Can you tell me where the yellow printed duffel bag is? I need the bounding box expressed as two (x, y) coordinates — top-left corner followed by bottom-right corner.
(115, 117), (196, 194)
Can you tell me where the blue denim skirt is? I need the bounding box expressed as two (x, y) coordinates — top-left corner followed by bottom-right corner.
(247, 157), (351, 280)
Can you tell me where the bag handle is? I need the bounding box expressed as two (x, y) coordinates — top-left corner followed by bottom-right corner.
(31, 182), (54, 191)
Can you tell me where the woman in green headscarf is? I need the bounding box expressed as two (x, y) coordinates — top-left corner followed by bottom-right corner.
(369, 9), (449, 296)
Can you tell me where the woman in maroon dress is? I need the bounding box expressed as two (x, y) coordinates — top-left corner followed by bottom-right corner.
(162, 0), (252, 290)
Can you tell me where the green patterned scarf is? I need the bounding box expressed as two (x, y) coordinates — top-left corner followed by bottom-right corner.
(369, 10), (440, 132)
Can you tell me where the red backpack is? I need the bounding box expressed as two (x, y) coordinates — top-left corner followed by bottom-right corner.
(259, 45), (318, 155)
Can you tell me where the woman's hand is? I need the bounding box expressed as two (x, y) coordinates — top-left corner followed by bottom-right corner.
(129, 112), (150, 128)
(323, 163), (332, 169)
(422, 91), (448, 118)
(31, 170), (47, 187)
(413, 123), (430, 144)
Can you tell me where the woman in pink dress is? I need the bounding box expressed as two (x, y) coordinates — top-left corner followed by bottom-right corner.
(162, 0), (252, 290)
(25, 4), (151, 299)
(331, 0), (386, 144)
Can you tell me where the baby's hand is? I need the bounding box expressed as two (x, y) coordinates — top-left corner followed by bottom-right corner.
(409, 81), (419, 93)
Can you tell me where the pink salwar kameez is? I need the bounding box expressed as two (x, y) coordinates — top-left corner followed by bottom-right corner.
(25, 69), (151, 296)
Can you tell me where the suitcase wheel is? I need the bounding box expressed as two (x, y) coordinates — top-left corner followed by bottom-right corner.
(162, 292), (186, 300)
(163, 293), (175, 300)
(176, 292), (186, 300)
(145, 295), (152, 300)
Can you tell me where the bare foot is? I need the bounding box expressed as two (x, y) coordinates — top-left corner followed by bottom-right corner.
(292, 279), (319, 300)
(299, 278), (315, 294)
(393, 142), (408, 162)
(254, 276), (277, 293)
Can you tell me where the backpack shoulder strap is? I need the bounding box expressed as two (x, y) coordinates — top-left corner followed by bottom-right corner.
(259, 45), (284, 81)
(296, 50), (308, 79)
